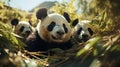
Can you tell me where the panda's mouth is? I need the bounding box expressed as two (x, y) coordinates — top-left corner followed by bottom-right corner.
(52, 35), (56, 39)
(51, 35), (63, 40)
(81, 38), (89, 42)
(74, 35), (89, 42)
(21, 31), (31, 38)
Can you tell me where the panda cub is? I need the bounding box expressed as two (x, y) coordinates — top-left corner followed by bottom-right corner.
(11, 18), (35, 39)
(25, 8), (73, 52)
(72, 20), (93, 42)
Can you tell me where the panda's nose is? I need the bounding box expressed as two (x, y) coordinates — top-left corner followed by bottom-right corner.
(57, 31), (64, 35)
(82, 34), (88, 38)
(26, 31), (31, 34)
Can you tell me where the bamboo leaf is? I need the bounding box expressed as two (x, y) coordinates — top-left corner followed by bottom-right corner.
(77, 37), (101, 56)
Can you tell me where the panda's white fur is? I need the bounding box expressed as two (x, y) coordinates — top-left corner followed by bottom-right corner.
(72, 20), (93, 42)
(25, 8), (73, 52)
(11, 18), (35, 38)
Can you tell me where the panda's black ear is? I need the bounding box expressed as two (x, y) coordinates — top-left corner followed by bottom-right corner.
(36, 8), (48, 19)
(11, 18), (19, 25)
(72, 19), (78, 26)
(63, 12), (71, 23)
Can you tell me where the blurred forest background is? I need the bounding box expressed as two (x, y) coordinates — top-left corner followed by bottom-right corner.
(0, 0), (120, 67)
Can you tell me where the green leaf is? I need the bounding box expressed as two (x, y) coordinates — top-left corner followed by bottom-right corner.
(77, 37), (101, 56)
(93, 49), (98, 56)
(10, 33), (18, 45)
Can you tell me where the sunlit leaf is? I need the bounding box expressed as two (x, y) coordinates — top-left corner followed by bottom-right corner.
(10, 33), (18, 44)
(93, 49), (97, 56)
(110, 44), (120, 52)
(77, 37), (101, 56)
(103, 11), (107, 21)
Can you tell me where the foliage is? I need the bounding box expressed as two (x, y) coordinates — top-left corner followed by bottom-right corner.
(0, 2), (38, 26)
(0, 21), (27, 66)
(89, 0), (120, 35)
(77, 37), (101, 56)
(0, 21), (25, 50)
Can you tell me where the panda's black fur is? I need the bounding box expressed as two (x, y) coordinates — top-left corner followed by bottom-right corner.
(25, 8), (73, 52)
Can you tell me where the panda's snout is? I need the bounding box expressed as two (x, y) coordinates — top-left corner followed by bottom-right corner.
(82, 34), (88, 39)
(57, 31), (64, 35)
(26, 31), (31, 34)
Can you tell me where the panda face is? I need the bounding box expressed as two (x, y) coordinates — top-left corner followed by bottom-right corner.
(37, 13), (71, 43)
(73, 20), (93, 42)
(11, 19), (34, 38)
(14, 21), (33, 37)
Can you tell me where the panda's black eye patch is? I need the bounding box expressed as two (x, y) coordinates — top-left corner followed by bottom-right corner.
(77, 27), (82, 35)
(88, 28), (93, 35)
(63, 24), (68, 33)
(19, 26), (24, 32)
(47, 21), (56, 31)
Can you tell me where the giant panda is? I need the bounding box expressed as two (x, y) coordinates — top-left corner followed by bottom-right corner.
(11, 18), (35, 39)
(72, 20), (93, 42)
(25, 8), (73, 52)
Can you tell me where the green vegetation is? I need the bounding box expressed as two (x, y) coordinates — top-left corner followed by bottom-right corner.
(0, 0), (120, 67)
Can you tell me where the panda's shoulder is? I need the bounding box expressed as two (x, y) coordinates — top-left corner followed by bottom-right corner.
(25, 31), (40, 45)
(25, 30), (48, 44)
